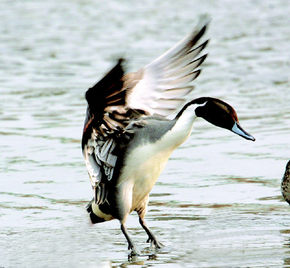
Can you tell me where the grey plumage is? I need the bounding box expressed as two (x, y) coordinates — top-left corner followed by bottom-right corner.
(125, 117), (176, 146)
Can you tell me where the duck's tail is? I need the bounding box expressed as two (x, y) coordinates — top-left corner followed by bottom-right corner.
(86, 199), (114, 223)
(86, 199), (106, 224)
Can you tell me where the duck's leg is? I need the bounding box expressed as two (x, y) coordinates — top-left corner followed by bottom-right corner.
(120, 223), (139, 256)
(138, 215), (164, 249)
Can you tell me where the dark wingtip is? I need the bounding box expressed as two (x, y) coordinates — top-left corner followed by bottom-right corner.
(198, 53), (208, 66)
(191, 69), (201, 80)
(117, 57), (125, 66)
(85, 58), (126, 104)
(187, 39), (210, 56)
(195, 14), (211, 35)
(186, 15), (211, 51)
(202, 39), (210, 49)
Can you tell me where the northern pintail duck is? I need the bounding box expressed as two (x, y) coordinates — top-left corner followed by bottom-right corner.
(82, 17), (255, 255)
(281, 160), (290, 204)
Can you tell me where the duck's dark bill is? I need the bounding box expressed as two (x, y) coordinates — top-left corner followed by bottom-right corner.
(231, 122), (255, 141)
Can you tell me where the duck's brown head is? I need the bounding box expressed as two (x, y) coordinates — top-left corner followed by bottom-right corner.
(193, 97), (255, 141)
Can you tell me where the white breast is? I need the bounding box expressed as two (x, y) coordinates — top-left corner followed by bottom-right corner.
(120, 142), (172, 210)
(117, 104), (198, 213)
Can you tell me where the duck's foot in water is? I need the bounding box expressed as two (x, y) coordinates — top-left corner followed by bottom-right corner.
(147, 236), (164, 249)
(139, 216), (164, 249)
(128, 246), (140, 260)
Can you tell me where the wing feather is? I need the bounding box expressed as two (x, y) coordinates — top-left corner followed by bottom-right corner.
(126, 16), (209, 117)
(82, 15), (210, 203)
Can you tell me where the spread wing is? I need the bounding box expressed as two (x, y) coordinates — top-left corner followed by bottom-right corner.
(82, 16), (209, 204)
(126, 17), (209, 117)
(82, 60), (129, 204)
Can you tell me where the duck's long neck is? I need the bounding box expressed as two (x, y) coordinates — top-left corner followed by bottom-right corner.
(162, 103), (200, 149)
(174, 103), (199, 133)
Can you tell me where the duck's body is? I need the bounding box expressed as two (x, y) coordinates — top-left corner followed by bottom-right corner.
(88, 105), (196, 223)
(281, 160), (290, 204)
(82, 17), (255, 255)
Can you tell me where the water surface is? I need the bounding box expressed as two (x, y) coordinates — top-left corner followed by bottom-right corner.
(0, 0), (290, 267)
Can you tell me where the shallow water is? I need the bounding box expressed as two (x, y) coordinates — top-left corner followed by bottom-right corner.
(0, 0), (290, 267)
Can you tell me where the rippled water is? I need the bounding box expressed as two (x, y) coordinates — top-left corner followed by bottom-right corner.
(1, 0), (289, 267)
